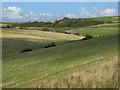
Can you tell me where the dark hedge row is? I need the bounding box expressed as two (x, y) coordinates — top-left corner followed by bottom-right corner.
(13, 17), (105, 28)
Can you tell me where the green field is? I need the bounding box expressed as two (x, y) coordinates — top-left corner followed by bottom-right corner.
(2, 16), (119, 88)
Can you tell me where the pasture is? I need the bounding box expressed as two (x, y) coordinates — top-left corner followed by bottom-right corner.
(2, 17), (119, 88)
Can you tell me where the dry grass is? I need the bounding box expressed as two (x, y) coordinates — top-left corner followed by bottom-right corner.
(32, 56), (118, 88)
(2, 30), (83, 41)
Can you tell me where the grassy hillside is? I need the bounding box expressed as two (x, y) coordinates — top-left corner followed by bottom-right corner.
(87, 16), (118, 22)
(2, 16), (119, 88)
(76, 24), (118, 36)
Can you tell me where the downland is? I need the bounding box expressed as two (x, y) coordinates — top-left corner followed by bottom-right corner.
(1, 16), (119, 88)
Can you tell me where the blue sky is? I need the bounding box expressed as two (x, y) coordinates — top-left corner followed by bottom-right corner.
(1, 0), (119, 2)
(1, 2), (118, 22)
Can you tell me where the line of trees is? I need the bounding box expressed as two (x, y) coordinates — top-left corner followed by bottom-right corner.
(11, 17), (105, 28)
(52, 17), (104, 28)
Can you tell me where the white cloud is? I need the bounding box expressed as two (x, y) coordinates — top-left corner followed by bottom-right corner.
(2, 6), (61, 22)
(7, 6), (22, 13)
(80, 7), (117, 18)
(99, 8), (116, 16)
(80, 7), (92, 17)
(23, 11), (62, 22)
(64, 14), (79, 18)
(1, 6), (117, 22)
(2, 6), (22, 22)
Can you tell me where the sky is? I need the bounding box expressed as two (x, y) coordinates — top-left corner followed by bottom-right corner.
(1, 0), (119, 2)
(1, 2), (118, 22)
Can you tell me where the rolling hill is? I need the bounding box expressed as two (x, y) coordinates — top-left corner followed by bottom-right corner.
(2, 16), (119, 88)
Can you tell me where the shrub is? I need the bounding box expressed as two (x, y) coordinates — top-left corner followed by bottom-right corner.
(6, 25), (11, 28)
(20, 27), (24, 29)
(44, 42), (56, 48)
(85, 35), (93, 39)
(74, 32), (80, 36)
(67, 28), (70, 30)
(42, 27), (49, 31)
(81, 35), (93, 40)
(51, 42), (56, 46)
(106, 21), (112, 23)
(21, 48), (32, 53)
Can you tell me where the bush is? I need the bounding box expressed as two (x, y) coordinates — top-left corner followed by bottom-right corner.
(6, 25), (11, 28)
(85, 35), (93, 39)
(20, 27), (24, 29)
(67, 28), (70, 30)
(74, 32), (80, 36)
(106, 21), (112, 23)
(42, 27), (49, 31)
(81, 35), (93, 40)
(21, 48), (32, 53)
(51, 42), (56, 46)
(44, 42), (56, 48)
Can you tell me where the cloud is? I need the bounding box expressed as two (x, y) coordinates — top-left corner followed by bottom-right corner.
(80, 7), (96, 18)
(3, 6), (22, 21)
(6, 6), (22, 13)
(80, 7), (117, 18)
(80, 7), (92, 17)
(2, 6), (62, 22)
(99, 8), (116, 16)
(1, 6), (117, 22)
(64, 14), (79, 18)
(23, 11), (62, 22)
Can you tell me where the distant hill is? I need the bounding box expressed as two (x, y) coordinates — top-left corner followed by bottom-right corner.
(2, 16), (118, 28)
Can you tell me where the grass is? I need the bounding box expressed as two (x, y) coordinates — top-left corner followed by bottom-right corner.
(87, 16), (118, 22)
(3, 29), (83, 40)
(2, 30), (83, 60)
(37, 56), (118, 88)
(70, 24), (117, 36)
(2, 17), (119, 88)
(3, 23), (117, 37)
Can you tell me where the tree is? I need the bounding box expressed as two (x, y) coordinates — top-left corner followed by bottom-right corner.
(63, 17), (70, 20)
(6, 25), (11, 28)
(42, 27), (49, 31)
(33, 21), (38, 23)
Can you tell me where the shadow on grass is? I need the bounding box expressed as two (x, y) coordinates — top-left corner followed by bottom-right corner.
(2, 37), (66, 61)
